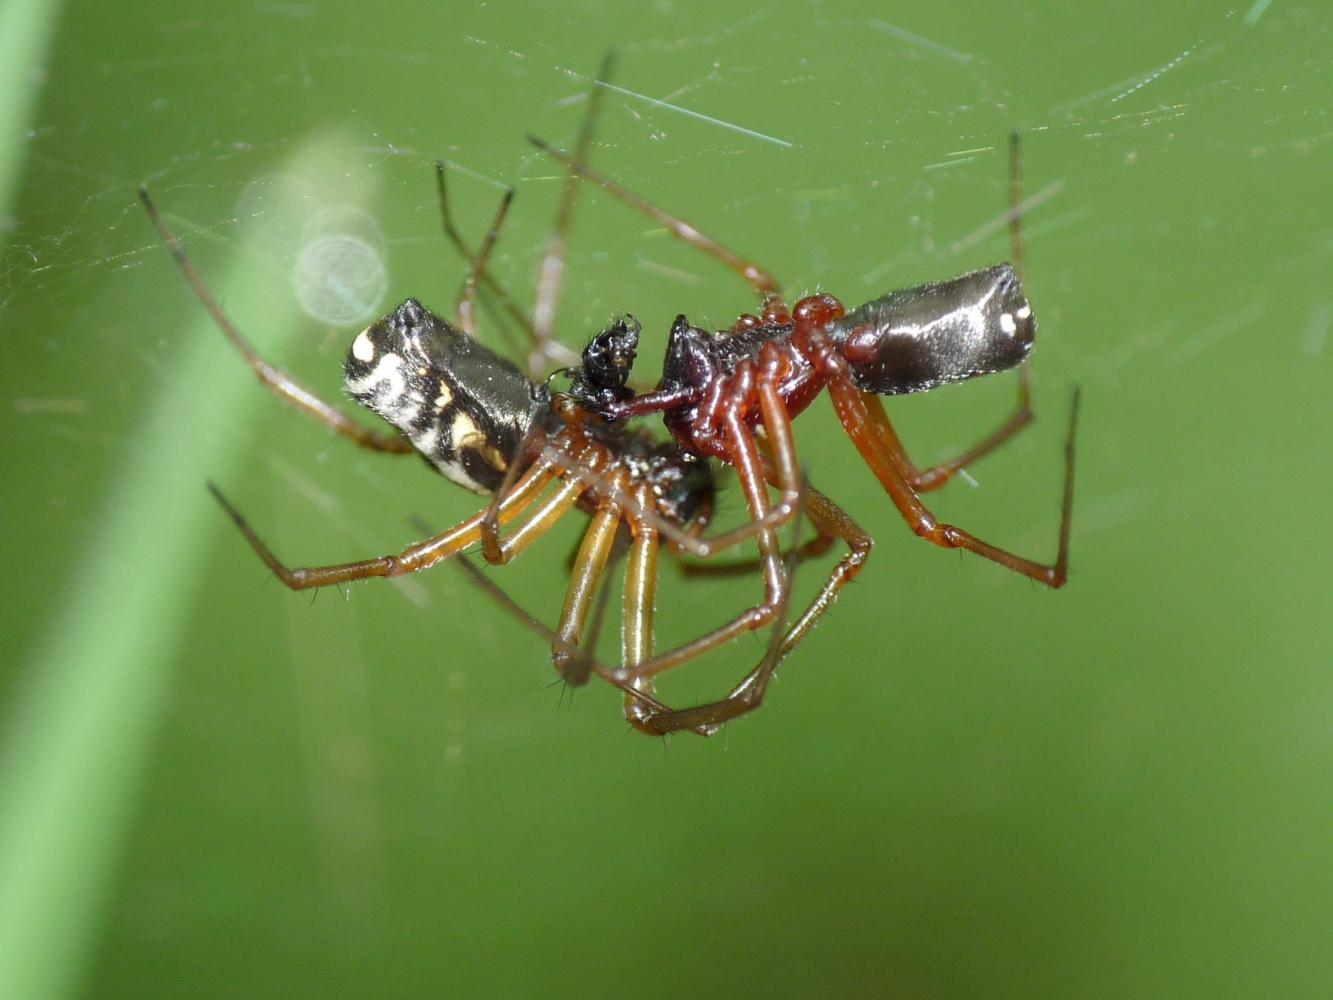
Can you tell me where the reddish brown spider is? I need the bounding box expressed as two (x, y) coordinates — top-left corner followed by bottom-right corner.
(514, 127), (1080, 735)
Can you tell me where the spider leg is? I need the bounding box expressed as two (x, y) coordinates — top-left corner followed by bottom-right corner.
(434, 164), (583, 375)
(631, 486), (872, 735)
(767, 487), (873, 663)
(1008, 130), (1032, 291)
(580, 532), (628, 674)
(138, 186), (412, 455)
(454, 185), (515, 338)
(208, 455), (568, 590)
(808, 330), (1079, 587)
(482, 411), (800, 685)
(861, 386), (1033, 494)
(435, 165), (529, 342)
(673, 463), (835, 578)
(531, 443), (797, 561)
(794, 140), (1077, 584)
(480, 472), (588, 565)
(451, 555), (712, 733)
(619, 484), (659, 716)
(529, 51), (616, 374)
(527, 135), (782, 301)
(619, 360), (803, 686)
(674, 530), (834, 578)
(479, 419), (557, 565)
(551, 472), (624, 682)
(861, 131), (1047, 493)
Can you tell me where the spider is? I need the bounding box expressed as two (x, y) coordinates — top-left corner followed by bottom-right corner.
(137, 63), (811, 737)
(509, 127), (1081, 734)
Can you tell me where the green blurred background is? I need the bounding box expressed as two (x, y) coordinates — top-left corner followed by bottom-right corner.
(2, 0), (1330, 997)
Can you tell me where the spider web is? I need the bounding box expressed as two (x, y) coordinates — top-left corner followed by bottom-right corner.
(1, 2), (1331, 997)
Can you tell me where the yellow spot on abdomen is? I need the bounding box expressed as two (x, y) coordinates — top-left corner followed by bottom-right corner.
(450, 410), (508, 473)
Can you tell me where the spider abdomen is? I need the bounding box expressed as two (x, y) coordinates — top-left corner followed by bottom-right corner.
(344, 298), (549, 494)
(827, 264), (1036, 395)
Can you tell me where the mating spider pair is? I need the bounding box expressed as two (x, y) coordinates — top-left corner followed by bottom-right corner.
(141, 63), (1078, 736)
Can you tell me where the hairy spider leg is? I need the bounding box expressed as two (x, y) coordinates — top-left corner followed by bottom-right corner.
(139, 186), (413, 454)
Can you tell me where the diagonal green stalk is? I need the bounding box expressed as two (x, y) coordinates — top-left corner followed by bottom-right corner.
(0, 0), (64, 220)
(0, 134), (372, 1000)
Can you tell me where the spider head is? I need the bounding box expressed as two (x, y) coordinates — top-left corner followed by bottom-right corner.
(658, 315), (718, 395)
(566, 315), (640, 414)
(344, 299), (549, 494)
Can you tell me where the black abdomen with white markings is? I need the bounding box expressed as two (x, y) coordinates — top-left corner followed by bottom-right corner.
(826, 264), (1035, 395)
(344, 299), (549, 494)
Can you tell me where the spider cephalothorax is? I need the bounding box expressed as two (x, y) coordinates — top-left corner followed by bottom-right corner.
(564, 314), (641, 411)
